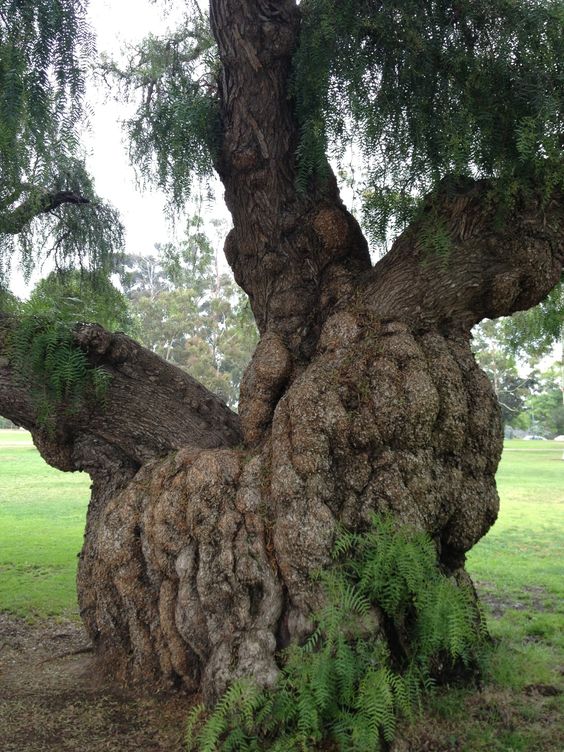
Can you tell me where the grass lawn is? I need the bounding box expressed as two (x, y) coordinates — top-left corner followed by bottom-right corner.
(0, 430), (563, 749)
(0, 429), (90, 619)
(468, 439), (563, 659)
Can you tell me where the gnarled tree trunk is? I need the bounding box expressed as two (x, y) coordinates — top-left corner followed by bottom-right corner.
(1, 0), (562, 702)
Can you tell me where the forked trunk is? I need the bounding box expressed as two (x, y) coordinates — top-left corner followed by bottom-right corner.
(1, 0), (563, 703)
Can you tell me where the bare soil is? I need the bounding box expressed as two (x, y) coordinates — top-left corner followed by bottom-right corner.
(0, 614), (194, 752)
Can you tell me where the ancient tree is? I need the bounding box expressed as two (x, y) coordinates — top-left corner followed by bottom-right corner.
(1, 0), (563, 705)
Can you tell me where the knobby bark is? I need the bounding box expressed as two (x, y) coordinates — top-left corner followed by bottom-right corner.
(1, 0), (563, 703)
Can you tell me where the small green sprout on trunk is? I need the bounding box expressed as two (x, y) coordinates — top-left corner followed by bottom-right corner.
(8, 314), (111, 431)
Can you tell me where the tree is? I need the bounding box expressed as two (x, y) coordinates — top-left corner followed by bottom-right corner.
(0, 0), (563, 717)
(472, 303), (564, 432)
(523, 366), (564, 437)
(118, 222), (258, 407)
(25, 269), (132, 332)
(0, 0), (122, 286)
(472, 319), (537, 426)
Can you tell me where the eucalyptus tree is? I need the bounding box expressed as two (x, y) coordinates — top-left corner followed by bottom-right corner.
(0, 0), (562, 708)
(119, 224), (258, 408)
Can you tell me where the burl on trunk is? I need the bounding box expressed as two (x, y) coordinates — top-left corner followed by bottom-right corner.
(1, 0), (562, 701)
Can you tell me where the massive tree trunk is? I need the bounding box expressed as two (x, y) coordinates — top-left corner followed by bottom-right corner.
(1, 0), (563, 704)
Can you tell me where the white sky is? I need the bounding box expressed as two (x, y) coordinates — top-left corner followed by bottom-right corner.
(85, 0), (179, 255)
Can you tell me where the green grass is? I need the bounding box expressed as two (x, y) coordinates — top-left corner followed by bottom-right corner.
(0, 429), (90, 619)
(0, 431), (563, 748)
(468, 438), (563, 638)
(412, 438), (564, 752)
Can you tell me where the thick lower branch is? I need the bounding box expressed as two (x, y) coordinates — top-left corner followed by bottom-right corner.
(360, 179), (564, 332)
(0, 318), (241, 480)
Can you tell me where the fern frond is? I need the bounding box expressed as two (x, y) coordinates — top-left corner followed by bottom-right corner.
(190, 515), (488, 750)
(7, 314), (112, 430)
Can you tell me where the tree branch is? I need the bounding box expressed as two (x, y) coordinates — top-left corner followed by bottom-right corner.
(210, 0), (371, 357)
(0, 190), (90, 235)
(360, 179), (564, 332)
(0, 316), (241, 481)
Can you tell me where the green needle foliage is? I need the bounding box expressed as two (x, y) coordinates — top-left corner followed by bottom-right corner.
(101, 2), (219, 211)
(112, 1), (562, 248)
(294, 0), (563, 242)
(0, 0), (123, 285)
(186, 516), (487, 752)
(7, 311), (111, 431)
(0, 0), (90, 192)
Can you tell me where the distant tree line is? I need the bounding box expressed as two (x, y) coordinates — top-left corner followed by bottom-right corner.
(473, 307), (563, 438)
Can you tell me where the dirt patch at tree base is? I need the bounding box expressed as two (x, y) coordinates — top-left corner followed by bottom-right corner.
(0, 614), (194, 751)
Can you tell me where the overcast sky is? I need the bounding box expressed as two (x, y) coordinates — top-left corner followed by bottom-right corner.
(85, 0), (203, 255)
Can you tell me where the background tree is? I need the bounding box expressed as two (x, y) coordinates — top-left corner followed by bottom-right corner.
(118, 220), (258, 407)
(24, 269), (132, 332)
(523, 366), (564, 437)
(472, 337), (531, 427)
(472, 293), (563, 434)
(0, 1), (563, 733)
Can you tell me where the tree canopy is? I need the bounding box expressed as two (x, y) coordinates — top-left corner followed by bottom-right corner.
(112, 0), (563, 243)
(0, 0), (122, 287)
(1, 0), (562, 316)
(0, 0), (563, 730)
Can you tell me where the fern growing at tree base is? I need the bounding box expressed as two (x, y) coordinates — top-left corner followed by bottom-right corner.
(186, 516), (489, 752)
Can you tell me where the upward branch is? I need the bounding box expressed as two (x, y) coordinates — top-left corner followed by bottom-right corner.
(210, 0), (370, 356)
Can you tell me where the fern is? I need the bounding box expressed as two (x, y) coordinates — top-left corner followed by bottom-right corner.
(186, 516), (488, 751)
(7, 313), (111, 431)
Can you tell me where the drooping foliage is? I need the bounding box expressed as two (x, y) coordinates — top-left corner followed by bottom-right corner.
(0, 0), (89, 190)
(0, 0), (122, 286)
(100, 2), (218, 211)
(497, 280), (563, 360)
(111, 1), (563, 247)
(473, 278), (562, 364)
(186, 517), (487, 751)
(295, 0), (564, 241)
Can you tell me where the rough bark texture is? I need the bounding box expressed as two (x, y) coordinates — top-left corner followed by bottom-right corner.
(76, 309), (506, 700)
(1, 0), (563, 706)
(211, 0), (371, 362)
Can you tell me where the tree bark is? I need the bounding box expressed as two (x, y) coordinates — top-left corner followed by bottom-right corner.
(1, 0), (563, 705)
